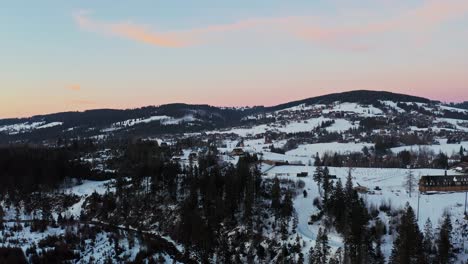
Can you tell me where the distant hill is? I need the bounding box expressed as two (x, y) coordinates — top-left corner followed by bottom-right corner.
(266, 90), (433, 112)
(0, 90), (450, 143)
(450, 102), (468, 110)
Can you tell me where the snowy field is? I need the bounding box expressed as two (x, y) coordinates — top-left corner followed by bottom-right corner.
(322, 102), (384, 117)
(391, 140), (468, 156)
(208, 117), (357, 137)
(0, 121), (63, 135)
(263, 165), (468, 261)
(286, 142), (373, 157)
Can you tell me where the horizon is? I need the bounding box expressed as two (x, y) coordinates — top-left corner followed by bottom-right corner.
(0, 89), (462, 119)
(2, 0), (468, 118)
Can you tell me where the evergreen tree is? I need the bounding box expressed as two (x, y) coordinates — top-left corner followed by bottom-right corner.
(313, 166), (323, 196)
(309, 228), (330, 264)
(345, 169), (354, 200)
(423, 218), (434, 255)
(344, 192), (371, 264)
(271, 177), (281, 213)
(331, 247), (343, 264)
(434, 152), (449, 169)
(314, 153), (321, 166)
(437, 213), (453, 264)
(0, 204), (4, 230)
(308, 245), (315, 264)
(389, 203), (425, 264)
(460, 146), (464, 160)
(322, 167), (331, 206)
(319, 228), (330, 263)
(281, 190), (294, 219)
(374, 242), (385, 264)
(329, 179), (346, 233)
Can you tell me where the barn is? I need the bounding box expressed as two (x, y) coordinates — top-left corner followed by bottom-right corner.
(419, 175), (468, 192)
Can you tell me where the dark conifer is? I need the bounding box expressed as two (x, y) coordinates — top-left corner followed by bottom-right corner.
(389, 203), (425, 264)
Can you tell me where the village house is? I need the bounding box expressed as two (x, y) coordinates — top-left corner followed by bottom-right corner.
(419, 174), (468, 192)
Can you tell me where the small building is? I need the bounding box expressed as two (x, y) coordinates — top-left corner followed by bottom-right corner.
(189, 152), (198, 160)
(231, 148), (245, 156)
(419, 175), (468, 192)
(354, 186), (369, 194)
(452, 162), (468, 174)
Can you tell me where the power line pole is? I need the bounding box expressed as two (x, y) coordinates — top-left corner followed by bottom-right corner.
(417, 190), (420, 221)
(465, 191), (467, 216)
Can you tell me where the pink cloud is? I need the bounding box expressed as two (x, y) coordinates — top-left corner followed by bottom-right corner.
(296, 0), (468, 46)
(68, 84), (81, 91)
(74, 11), (186, 48)
(74, 0), (468, 50)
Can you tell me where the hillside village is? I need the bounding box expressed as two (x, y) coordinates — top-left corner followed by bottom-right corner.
(1, 91), (468, 263)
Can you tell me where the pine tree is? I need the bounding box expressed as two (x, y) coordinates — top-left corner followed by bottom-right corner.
(308, 245), (315, 264)
(344, 192), (371, 264)
(313, 166), (323, 196)
(309, 228), (330, 264)
(281, 190), (294, 218)
(374, 242), (385, 264)
(322, 167), (331, 206)
(0, 204), (4, 230)
(310, 241), (322, 263)
(328, 248), (343, 264)
(271, 177), (281, 212)
(314, 153), (321, 166)
(319, 229), (330, 263)
(389, 203), (425, 264)
(437, 213), (453, 264)
(330, 179), (346, 233)
(345, 168), (354, 200)
(422, 218), (434, 254)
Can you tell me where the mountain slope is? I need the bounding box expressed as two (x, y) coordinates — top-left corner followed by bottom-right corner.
(0, 90), (463, 143)
(265, 90), (433, 112)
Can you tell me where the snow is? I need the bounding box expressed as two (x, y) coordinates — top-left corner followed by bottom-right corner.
(115, 115), (171, 127)
(209, 117), (357, 137)
(286, 142), (373, 157)
(103, 115), (199, 133)
(391, 140), (468, 156)
(264, 165), (468, 261)
(439, 105), (468, 113)
(0, 121), (63, 134)
(322, 102), (384, 117)
(162, 115), (197, 125)
(436, 118), (468, 132)
(37, 122), (63, 129)
(275, 103), (325, 113)
(380, 101), (405, 113)
(64, 180), (114, 217)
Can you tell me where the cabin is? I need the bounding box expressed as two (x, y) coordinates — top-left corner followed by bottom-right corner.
(419, 175), (468, 192)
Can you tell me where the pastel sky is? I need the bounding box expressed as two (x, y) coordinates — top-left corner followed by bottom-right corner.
(1, 0), (468, 118)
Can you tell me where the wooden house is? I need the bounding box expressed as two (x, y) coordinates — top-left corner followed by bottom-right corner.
(419, 175), (468, 192)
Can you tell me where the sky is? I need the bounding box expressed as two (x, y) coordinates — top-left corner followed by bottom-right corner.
(1, 0), (468, 118)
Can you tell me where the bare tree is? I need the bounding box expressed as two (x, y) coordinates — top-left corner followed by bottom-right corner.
(404, 168), (417, 197)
